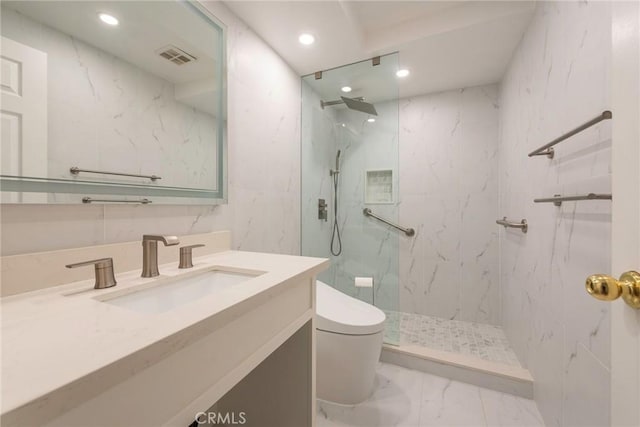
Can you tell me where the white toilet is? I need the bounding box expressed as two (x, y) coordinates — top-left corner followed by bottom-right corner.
(315, 280), (386, 404)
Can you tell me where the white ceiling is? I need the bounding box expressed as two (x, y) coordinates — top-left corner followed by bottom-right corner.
(224, 0), (536, 98)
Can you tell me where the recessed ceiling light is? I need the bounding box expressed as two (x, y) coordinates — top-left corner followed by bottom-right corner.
(298, 33), (315, 45)
(341, 86), (352, 93)
(367, 118), (376, 123)
(396, 69), (410, 78)
(98, 13), (119, 26)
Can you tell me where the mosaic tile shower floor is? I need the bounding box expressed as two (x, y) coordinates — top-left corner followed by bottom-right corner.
(383, 311), (521, 367)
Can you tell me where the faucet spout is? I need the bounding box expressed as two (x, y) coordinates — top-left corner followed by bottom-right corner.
(142, 234), (180, 246)
(141, 235), (180, 278)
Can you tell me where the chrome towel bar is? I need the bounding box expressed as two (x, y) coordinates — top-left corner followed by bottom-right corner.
(82, 197), (152, 204)
(534, 193), (612, 206)
(496, 217), (528, 233)
(363, 208), (415, 237)
(528, 110), (612, 159)
(70, 166), (161, 181)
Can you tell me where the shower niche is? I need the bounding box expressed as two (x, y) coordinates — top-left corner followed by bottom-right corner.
(365, 169), (393, 204)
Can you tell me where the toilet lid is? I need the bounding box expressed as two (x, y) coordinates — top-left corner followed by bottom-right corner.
(315, 281), (386, 335)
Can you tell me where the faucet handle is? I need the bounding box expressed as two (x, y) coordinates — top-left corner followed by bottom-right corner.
(66, 258), (117, 289)
(179, 244), (205, 269)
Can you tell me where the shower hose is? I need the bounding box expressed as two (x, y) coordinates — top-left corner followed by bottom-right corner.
(330, 171), (342, 256)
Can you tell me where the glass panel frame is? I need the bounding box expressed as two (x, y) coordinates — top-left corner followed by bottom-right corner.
(300, 53), (401, 345)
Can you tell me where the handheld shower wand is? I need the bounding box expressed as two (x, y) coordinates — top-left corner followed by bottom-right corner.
(330, 150), (342, 256)
(331, 150), (341, 176)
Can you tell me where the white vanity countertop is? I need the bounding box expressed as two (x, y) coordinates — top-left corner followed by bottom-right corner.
(1, 250), (328, 418)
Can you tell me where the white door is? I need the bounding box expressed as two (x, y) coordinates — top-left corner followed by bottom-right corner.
(609, 2), (640, 426)
(0, 36), (47, 202)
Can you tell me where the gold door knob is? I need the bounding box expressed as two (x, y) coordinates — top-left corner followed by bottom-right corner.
(586, 271), (640, 309)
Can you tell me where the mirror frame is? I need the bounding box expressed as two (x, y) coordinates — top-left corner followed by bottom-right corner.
(0, 0), (228, 205)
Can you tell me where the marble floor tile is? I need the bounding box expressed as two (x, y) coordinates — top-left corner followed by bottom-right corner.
(419, 375), (486, 426)
(316, 362), (544, 427)
(384, 311), (521, 367)
(479, 389), (545, 427)
(317, 363), (424, 427)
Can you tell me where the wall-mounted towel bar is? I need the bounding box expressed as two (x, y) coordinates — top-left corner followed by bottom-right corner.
(496, 217), (528, 233)
(363, 208), (415, 237)
(70, 166), (161, 181)
(82, 197), (152, 204)
(528, 110), (612, 159)
(534, 193), (612, 206)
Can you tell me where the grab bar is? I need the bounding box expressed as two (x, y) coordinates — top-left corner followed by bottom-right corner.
(82, 197), (152, 204)
(496, 217), (528, 233)
(363, 208), (415, 237)
(70, 166), (161, 181)
(528, 110), (612, 159)
(534, 193), (612, 206)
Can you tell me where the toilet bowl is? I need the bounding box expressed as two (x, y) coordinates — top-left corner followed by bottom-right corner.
(315, 280), (386, 404)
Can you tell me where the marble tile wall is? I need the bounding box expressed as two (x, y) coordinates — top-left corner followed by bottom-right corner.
(498, 1), (612, 426)
(398, 85), (501, 325)
(1, 7), (218, 190)
(1, 1), (301, 258)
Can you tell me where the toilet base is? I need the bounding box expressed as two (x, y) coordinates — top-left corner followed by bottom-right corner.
(316, 329), (383, 405)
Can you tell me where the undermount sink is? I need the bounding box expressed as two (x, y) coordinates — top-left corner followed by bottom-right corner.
(100, 268), (263, 314)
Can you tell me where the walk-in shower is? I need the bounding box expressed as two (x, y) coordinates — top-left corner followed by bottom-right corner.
(301, 53), (522, 376)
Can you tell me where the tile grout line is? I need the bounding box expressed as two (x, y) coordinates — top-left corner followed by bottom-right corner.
(478, 387), (490, 427)
(416, 368), (426, 426)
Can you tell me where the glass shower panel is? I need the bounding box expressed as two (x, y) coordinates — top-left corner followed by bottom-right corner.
(301, 54), (400, 345)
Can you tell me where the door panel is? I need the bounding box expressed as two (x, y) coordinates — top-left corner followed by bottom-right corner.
(610, 2), (640, 425)
(0, 36), (47, 202)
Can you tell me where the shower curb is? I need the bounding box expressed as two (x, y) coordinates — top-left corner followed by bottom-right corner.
(381, 344), (534, 399)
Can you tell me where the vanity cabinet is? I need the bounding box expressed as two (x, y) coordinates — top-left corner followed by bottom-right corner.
(1, 233), (328, 427)
(41, 277), (316, 427)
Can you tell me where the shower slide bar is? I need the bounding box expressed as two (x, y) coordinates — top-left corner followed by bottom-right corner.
(363, 208), (415, 237)
(82, 197), (152, 204)
(70, 166), (161, 181)
(533, 193), (612, 206)
(496, 217), (528, 233)
(528, 110), (612, 159)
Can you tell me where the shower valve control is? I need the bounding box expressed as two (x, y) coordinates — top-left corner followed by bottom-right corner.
(318, 199), (328, 221)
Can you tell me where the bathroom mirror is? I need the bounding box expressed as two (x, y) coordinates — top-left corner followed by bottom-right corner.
(0, 0), (226, 204)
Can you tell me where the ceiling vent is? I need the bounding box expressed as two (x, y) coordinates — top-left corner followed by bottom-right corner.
(156, 45), (197, 65)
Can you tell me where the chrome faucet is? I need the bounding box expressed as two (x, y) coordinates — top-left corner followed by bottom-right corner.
(141, 235), (180, 278)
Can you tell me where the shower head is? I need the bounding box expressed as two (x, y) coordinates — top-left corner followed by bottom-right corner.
(320, 96), (378, 116)
(340, 96), (378, 116)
